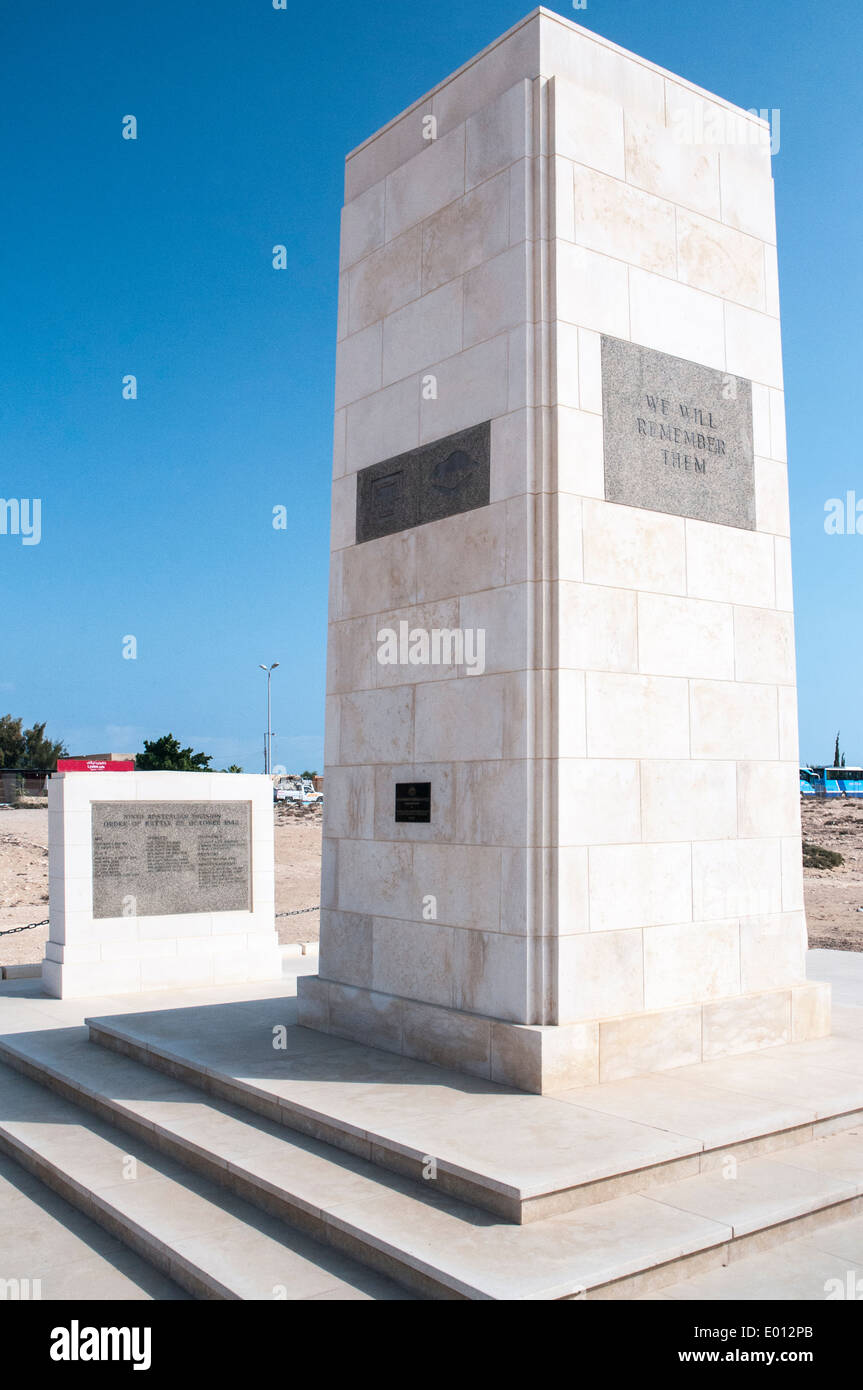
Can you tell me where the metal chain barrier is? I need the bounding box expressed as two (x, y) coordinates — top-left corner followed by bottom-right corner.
(0, 918), (49, 938)
(1, 908), (319, 935)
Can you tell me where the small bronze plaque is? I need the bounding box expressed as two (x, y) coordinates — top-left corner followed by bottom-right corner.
(356, 422), (490, 543)
(395, 782), (431, 824)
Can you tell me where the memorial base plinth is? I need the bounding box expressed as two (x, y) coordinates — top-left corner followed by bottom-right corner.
(297, 975), (831, 1094)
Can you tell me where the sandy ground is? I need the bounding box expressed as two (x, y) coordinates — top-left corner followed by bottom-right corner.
(0, 805), (322, 967)
(801, 798), (863, 951)
(2, 799), (862, 968)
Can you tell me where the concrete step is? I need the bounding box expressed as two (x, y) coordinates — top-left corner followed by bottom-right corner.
(0, 1149), (188, 1301)
(644, 1211), (863, 1301)
(1, 1029), (862, 1300)
(83, 997), (863, 1223)
(0, 1060), (411, 1301)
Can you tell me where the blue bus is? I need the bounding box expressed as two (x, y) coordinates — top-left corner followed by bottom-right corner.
(800, 767), (863, 798)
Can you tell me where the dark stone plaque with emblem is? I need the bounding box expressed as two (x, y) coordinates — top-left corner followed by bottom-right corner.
(601, 337), (755, 530)
(91, 801), (253, 919)
(394, 782), (431, 824)
(356, 422), (490, 543)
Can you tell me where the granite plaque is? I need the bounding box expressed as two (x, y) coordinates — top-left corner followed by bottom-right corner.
(91, 801), (253, 919)
(601, 337), (755, 529)
(394, 782), (431, 823)
(356, 422), (490, 543)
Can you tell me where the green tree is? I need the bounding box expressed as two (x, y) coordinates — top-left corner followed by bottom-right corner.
(136, 734), (212, 772)
(23, 721), (67, 769)
(834, 732), (846, 769)
(223, 765), (244, 774)
(300, 770), (318, 780)
(0, 714), (66, 769)
(0, 715), (24, 768)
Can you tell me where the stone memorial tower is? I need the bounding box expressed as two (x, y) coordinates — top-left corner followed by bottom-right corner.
(298, 8), (830, 1091)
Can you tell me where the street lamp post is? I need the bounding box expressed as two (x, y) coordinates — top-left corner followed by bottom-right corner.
(258, 663), (279, 775)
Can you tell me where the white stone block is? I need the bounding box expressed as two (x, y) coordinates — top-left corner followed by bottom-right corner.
(330, 473), (357, 551)
(644, 919), (740, 1011)
(725, 302), (784, 388)
(340, 179), (386, 270)
(685, 518), (775, 607)
(419, 334), (509, 442)
(456, 760), (530, 847)
(338, 530), (416, 619)
(676, 209), (765, 309)
(338, 840), (415, 921)
(453, 929), (528, 1021)
(573, 164), (676, 274)
(778, 686), (800, 764)
(490, 410), (530, 502)
(637, 593), (734, 680)
(412, 843), (501, 932)
(692, 839), (783, 921)
(421, 170), (510, 293)
(690, 679), (780, 760)
(588, 843), (692, 933)
(334, 322), (382, 408)
(553, 77), (625, 179)
(774, 537), (794, 612)
(382, 279), (463, 386)
(385, 125), (465, 241)
(459, 583), (530, 674)
(557, 407), (604, 499)
(348, 227), (422, 334)
(414, 501), (507, 602)
(718, 142), (776, 243)
(372, 916), (454, 1008)
(641, 760), (737, 842)
(624, 110), (720, 219)
(738, 762), (801, 839)
(754, 456), (790, 536)
(740, 912), (807, 991)
(629, 267), (725, 371)
(733, 605), (795, 685)
(339, 686), (414, 765)
(556, 242), (629, 337)
(583, 500), (686, 595)
(586, 672), (690, 759)
(463, 244), (528, 349)
(558, 929), (644, 1023)
(558, 759), (641, 846)
(559, 582), (637, 673)
(344, 375), (420, 474)
(465, 80), (531, 189)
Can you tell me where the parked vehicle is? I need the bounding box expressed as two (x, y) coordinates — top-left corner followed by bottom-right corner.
(273, 776), (323, 805)
(800, 766), (863, 797)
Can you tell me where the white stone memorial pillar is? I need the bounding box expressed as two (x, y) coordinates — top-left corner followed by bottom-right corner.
(298, 9), (829, 1091)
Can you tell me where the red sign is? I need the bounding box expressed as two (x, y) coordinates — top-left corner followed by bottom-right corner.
(56, 759), (136, 773)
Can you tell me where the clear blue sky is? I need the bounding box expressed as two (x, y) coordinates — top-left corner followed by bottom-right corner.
(1, 0), (860, 770)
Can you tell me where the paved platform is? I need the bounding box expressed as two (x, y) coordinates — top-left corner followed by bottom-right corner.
(0, 950), (860, 1300)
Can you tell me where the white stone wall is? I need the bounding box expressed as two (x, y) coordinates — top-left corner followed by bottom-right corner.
(320, 11), (807, 1040)
(545, 18), (804, 1028)
(44, 772), (280, 998)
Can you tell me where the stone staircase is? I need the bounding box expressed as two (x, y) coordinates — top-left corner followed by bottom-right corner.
(0, 989), (862, 1299)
